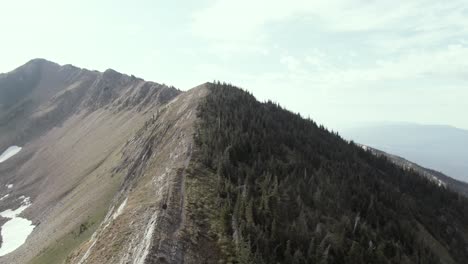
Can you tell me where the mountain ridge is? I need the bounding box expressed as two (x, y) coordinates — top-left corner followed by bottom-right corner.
(0, 58), (180, 151)
(0, 60), (467, 263)
(0, 59), (185, 263)
(191, 83), (468, 264)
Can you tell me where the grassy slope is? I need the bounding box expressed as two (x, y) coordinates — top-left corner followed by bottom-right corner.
(29, 211), (105, 264)
(28, 166), (125, 264)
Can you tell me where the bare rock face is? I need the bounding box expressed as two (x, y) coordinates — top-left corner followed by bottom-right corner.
(0, 59), (209, 264)
(0, 59), (180, 151)
(67, 85), (209, 264)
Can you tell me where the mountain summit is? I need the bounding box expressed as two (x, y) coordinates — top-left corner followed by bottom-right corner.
(0, 60), (468, 264)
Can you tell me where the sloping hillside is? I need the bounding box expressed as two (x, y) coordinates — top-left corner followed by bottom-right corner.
(190, 82), (468, 264)
(0, 59), (189, 264)
(0, 59), (179, 151)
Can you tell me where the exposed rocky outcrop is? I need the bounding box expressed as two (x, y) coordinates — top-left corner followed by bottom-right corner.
(66, 85), (209, 264)
(0, 59), (204, 264)
(0, 59), (181, 151)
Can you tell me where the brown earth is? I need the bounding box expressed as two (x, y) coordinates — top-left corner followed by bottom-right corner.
(0, 59), (212, 264)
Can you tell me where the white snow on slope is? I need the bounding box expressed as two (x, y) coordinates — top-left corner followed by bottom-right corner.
(0, 194), (9, 201)
(0, 197), (30, 218)
(0, 196), (35, 256)
(0, 146), (22, 163)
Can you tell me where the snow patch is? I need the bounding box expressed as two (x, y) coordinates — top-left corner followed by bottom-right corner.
(0, 194), (9, 201)
(0, 146), (22, 163)
(0, 198), (30, 219)
(6, 184), (13, 189)
(0, 196), (35, 256)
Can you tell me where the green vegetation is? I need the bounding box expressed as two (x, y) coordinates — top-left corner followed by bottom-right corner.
(185, 164), (235, 263)
(194, 82), (468, 264)
(28, 147), (127, 264)
(29, 212), (104, 264)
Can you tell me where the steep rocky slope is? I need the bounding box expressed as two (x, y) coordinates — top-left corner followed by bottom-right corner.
(0, 59), (198, 264)
(66, 85), (209, 264)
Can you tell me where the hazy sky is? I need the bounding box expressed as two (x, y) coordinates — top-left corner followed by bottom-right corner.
(1, 0), (467, 130)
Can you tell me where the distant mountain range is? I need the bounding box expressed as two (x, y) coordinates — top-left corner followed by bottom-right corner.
(341, 123), (468, 182)
(359, 144), (468, 197)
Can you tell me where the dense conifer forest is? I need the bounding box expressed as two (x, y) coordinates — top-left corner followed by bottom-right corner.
(194, 82), (468, 264)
